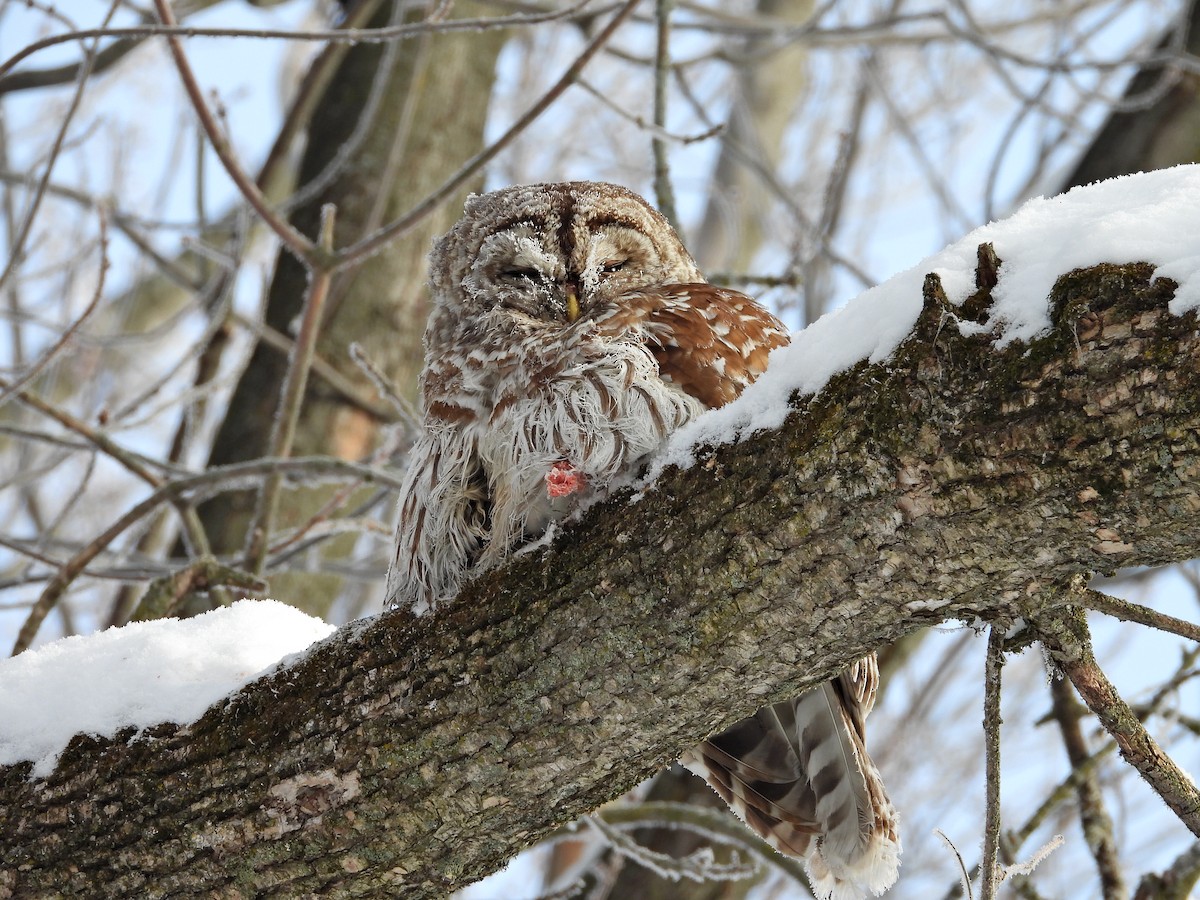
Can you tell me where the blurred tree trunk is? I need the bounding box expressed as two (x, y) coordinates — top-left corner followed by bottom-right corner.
(694, 0), (813, 277)
(192, 2), (505, 618)
(1063, 2), (1200, 188)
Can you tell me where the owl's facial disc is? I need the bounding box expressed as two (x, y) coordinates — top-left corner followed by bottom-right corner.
(463, 208), (691, 329)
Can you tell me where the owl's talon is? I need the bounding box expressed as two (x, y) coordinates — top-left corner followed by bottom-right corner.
(546, 461), (585, 498)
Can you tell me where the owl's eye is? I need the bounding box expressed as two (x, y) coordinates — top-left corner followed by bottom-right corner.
(501, 267), (541, 281)
(600, 259), (629, 274)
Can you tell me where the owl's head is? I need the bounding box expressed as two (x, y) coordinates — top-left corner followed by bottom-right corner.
(425, 182), (702, 344)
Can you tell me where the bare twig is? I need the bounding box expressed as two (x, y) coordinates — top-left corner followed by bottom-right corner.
(0, 378), (216, 578)
(1048, 670), (1126, 898)
(651, 0), (678, 232)
(1002, 644), (1200, 871)
(584, 813), (757, 884)
(1036, 607), (1200, 838)
(11, 454), (403, 655)
(231, 316), (395, 423)
(706, 271), (804, 289)
(275, 0), (394, 217)
(863, 50), (971, 232)
(334, 0), (641, 267)
(1133, 841), (1200, 900)
(263, 399), (405, 564)
(574, 78), (723, 144)
(1082, 588), (1200, 643)
(671, 67), (877, 291)
(130, 557), (266, 622)
(0, 207), (108, 409)
(936, 829), (974, 900)
(243, 205), (337, 577)
(348, 342), (419, 429)
(152, 0), (317, 264)
(0, 1), (601, 82)
(0, 30), (144, 95)
(0, 0), (119, 298)
(980, 625), (1005, 900)
(593, 801), (810, 888)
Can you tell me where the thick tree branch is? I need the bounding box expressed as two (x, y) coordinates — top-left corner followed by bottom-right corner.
(2, 261), (1199, 897)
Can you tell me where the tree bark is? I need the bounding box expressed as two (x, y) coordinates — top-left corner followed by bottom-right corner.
(2, 260), (1199, 897)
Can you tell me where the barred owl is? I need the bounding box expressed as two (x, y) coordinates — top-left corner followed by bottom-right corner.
(386, 182), (900, 899)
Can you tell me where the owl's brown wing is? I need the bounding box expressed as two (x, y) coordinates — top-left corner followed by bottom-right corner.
(599, 284), (789, 410)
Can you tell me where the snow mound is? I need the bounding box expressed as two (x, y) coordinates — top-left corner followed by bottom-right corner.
(0, 599), (334, 778)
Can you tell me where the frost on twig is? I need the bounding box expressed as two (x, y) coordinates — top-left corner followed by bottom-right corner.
(584, 811), (758, 884)
(1002, 834), (1065, 880)
(935, 828), (1065, 900)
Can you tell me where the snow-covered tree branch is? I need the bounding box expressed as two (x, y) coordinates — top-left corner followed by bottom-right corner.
(3, 223), (1199, 895)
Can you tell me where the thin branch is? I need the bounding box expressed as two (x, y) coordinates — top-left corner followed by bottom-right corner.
(0, 1), (602, 82)
(670, 66), (877, 291)
(275, 0), (395, 217)
(0, 30), (144, 95)
(234, 316), (396, 423)
(936, 829), (974, 900)
(10, 453), (403, 654)
(1001, 644), (1200, 874)
(1036, 607), (1200, 838)
(863, 50), (971, 232)
(584, 813), (757, 884)
(0, 207), (108, 408)
(243, 205), (337, 576)
(706, 271), (804, 289)
(980, 625), (1005, 900)
(1048, 669), (1126, 898)
(152, 0), (317, 264)
(0, 382), (187, 482)
(0, 377), (216, 570)
(574, 78), (724, 144)
(1133, 841), (1200, 900)
(651, 0), (678, 232)
(1083, 588), (1200, 643)
(348, 342), (419, 429)
(593, 801), (810, 888)
(260, 354), (410, 565)
(1001, 835), (1064, 890)
(130, 557), (266, 623)
(0, 0), (118, 298)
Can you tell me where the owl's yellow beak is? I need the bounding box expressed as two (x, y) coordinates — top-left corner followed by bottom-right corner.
(565, 286), (581, 323)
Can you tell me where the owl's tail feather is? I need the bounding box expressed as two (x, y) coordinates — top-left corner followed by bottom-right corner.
(681, 681), (900, 900)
